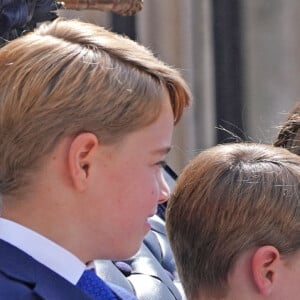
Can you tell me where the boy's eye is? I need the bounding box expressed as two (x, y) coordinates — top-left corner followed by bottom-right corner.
(156, 161), (167, 168)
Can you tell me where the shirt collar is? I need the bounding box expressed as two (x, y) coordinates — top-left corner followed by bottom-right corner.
(0, 217), (85, 284)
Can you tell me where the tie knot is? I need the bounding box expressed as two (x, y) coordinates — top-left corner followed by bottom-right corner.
(77, 269), (118, 300)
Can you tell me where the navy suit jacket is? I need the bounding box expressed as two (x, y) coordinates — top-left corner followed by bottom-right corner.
(0, 239), (137, 300)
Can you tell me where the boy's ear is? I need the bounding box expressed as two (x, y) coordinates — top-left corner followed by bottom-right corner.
(251, 245), (280, 296)
(68, 132), (99, 191)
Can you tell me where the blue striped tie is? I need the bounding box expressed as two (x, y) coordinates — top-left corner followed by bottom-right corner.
(76, 269), (119, 300)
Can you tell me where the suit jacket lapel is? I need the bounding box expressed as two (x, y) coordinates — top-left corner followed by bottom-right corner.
(0, 239), (93, 299)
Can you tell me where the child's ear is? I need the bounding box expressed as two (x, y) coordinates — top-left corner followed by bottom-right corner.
(251, 245), (280, 296)
(67, 133), (99, 191)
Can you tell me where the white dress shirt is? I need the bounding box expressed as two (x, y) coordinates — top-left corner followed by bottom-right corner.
(0, 217), (85, 284)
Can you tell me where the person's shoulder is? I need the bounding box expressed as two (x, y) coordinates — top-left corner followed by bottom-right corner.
(0, 271), (41, 299)
(109, 282), (138, 300)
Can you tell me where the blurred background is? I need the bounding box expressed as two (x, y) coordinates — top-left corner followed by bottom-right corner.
(3, 0), (300, 173)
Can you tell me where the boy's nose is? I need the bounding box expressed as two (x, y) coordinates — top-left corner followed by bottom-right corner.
(158, 176), (171, 204)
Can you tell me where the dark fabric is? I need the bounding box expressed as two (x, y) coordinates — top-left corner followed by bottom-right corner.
(29, 0), (62, 26)
(0, 239), (93, 300)
(0, 0), (62, 45)
(0, 0), (28, 34)
(77, 269), (119, 300)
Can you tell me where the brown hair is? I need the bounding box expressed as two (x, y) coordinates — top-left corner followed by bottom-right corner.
(0, 18), (191, 195)
(274, 102), (300, 155)
(166, 143), (300, 300)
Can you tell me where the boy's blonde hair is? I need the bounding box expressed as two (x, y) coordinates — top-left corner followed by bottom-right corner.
(0, 19), (191, 195)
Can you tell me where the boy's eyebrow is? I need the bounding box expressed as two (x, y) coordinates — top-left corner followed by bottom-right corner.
(151, 146), (172, 155)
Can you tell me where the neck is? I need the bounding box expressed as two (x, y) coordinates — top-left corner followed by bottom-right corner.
(0, 179), (91, 260)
